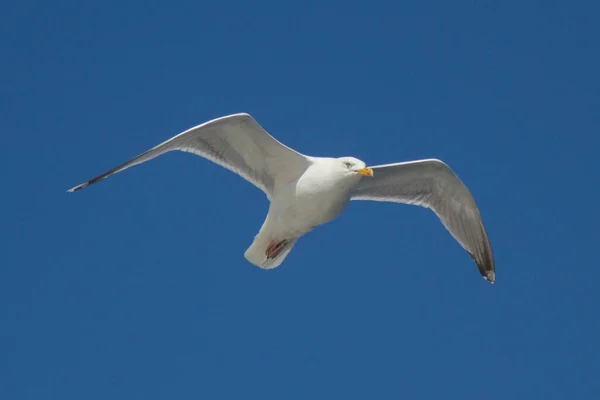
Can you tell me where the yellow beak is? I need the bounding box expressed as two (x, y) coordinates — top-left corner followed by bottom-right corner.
(356, 167), (374, 177)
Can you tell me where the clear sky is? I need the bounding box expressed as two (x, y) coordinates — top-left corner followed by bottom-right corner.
(2, 1), (599, 399)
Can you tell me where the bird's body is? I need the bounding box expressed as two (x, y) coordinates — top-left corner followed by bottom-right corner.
(245, 157), (360, 268)
(69, 113), (496, 283)
(271, 157), (358, 235)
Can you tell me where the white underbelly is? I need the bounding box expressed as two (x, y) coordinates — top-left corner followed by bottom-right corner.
(268, 181), (350, 237)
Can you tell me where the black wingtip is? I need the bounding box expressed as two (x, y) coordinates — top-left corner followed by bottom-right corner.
(468, 248), (495, 284)
(473, 252), (495, 284)
(67, 182), (90, 193)
(483, 270), (495, 284)
(475, 220), (495, 284)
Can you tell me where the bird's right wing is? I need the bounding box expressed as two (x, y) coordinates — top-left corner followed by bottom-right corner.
(351, 159), (495, 283)
(67, 113), (310, 198)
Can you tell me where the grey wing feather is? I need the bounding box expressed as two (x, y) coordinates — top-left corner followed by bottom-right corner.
(351, 159), (495, 283)
(67, 113), (309, 199)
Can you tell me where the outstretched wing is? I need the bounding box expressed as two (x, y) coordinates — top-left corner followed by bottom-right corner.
(351, 159), (495, 283)
(68, 113), (310, 198)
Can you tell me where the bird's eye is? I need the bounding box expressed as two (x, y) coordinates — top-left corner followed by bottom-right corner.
(344, 162), (353, 168)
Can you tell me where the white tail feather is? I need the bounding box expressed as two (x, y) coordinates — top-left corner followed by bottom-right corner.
(244, 236), (298, 269)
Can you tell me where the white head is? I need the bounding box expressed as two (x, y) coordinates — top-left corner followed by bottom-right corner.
(335, 156), (374, 179)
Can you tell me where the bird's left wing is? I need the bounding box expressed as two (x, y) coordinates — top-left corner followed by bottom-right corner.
(351, 159), (495, 283)
(67, 113), (310, 199)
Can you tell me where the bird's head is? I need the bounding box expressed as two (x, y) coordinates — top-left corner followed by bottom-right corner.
(336, 157), (374, 178)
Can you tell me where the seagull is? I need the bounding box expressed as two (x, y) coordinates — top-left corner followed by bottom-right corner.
(68, 113), (495, 283)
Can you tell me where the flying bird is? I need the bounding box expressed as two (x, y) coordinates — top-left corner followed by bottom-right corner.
(68, 113), (495, 283)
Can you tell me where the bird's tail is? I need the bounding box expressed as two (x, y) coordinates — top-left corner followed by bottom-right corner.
(244, 235), (298, 269)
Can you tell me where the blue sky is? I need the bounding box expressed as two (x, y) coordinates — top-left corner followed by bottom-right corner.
(2, 1), (599, 398)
